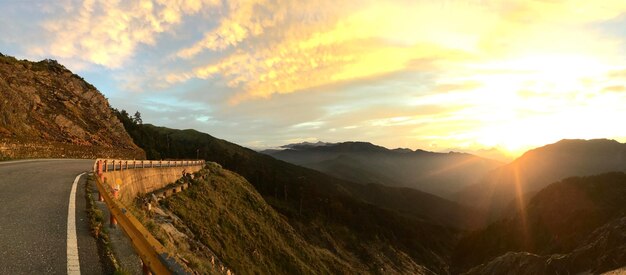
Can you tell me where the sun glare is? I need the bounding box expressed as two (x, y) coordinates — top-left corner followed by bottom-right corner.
(458, 52), (619, 157)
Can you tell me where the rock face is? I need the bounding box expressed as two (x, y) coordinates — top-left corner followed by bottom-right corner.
(0, 53), (144, 159)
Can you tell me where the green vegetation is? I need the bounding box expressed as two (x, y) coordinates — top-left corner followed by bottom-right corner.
(114, 109), (456, 273)
(84, 175), (121, 274)
(160, 165), (351, 274)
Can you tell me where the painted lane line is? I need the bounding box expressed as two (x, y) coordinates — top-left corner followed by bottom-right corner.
(0, 159), (87, 165)
(67, 172), (85, 275)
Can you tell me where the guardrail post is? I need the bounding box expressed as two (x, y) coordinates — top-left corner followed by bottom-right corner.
(110, 184), (120, 227)
(96, 160), (103, 175)
(96, 161), (105, 201)
(142, 260), (152, 275)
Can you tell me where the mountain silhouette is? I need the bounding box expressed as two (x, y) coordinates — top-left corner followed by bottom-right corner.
(263, 141), (502, 199)
(456, 139), (626, 218)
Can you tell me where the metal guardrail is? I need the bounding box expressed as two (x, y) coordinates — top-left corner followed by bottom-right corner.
(94, 159), (204, 173)
(94, 159), (203, 275)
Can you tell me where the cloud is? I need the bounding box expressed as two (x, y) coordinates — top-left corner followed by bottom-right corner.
(169, 1), (496, 103)
(40, 0), (221, 68)
(176, 0), (278, 57)
(166, 0), (626, 104)
(602, 85), (626, 93)
(6, 0), (626, 155)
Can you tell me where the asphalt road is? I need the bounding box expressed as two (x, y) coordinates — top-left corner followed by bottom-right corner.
(0, 159), (103, 274)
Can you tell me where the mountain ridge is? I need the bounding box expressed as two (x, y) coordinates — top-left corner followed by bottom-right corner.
(263, 141), (503, 199)
(456, 138), (626, 217)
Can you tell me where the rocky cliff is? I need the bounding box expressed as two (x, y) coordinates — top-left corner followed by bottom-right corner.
(0, 53), (144, 159)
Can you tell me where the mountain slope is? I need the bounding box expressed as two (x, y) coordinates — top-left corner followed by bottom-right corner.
(159, 164), (355, 274)
(263, 141), (502, 198)
(0, 53), (143, 159)
(462, 216), (626, 275)
(114, 111), (490, 273)
(457, 139), (626, 215)
(453, 172), (626, 273)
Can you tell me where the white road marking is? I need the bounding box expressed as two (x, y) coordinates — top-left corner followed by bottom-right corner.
(67, 172), (85, 275)
(0, 159), (86, 165)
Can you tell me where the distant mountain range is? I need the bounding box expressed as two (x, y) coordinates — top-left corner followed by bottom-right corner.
(117, 120), (626, 273)
(456, 139), (626, 218)
(265, 139), (626, 218)
(262, 141), (503, 199)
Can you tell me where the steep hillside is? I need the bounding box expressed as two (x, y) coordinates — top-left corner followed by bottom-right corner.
(153, 164), (352, 274)
(263, 141), (502, 198)
(153, 164), (442, 274)
(0, 53), (143, 159)
(453, 172), (626, 273)
(114, 111), (487, 273)
(457, 139), (626, 215)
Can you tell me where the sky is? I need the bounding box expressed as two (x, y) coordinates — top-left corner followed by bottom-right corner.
(2, 0), (626, 160)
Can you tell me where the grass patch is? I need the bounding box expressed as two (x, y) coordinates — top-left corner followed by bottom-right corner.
(84, 174), (121, 274)
(159, 165), (352, 275)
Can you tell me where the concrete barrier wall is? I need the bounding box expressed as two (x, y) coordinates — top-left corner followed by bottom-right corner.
(102, 165), (203, 204)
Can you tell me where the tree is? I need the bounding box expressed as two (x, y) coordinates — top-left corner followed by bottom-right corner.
(133, 111), (143, 124)
(120, 109), (129, 120)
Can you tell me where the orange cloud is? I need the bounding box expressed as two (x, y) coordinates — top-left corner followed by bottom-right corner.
(167, 0), (626, 105)
(169, 1), (499, 103)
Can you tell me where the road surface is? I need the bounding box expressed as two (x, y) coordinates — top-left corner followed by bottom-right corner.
(0, 159), (104, 274)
